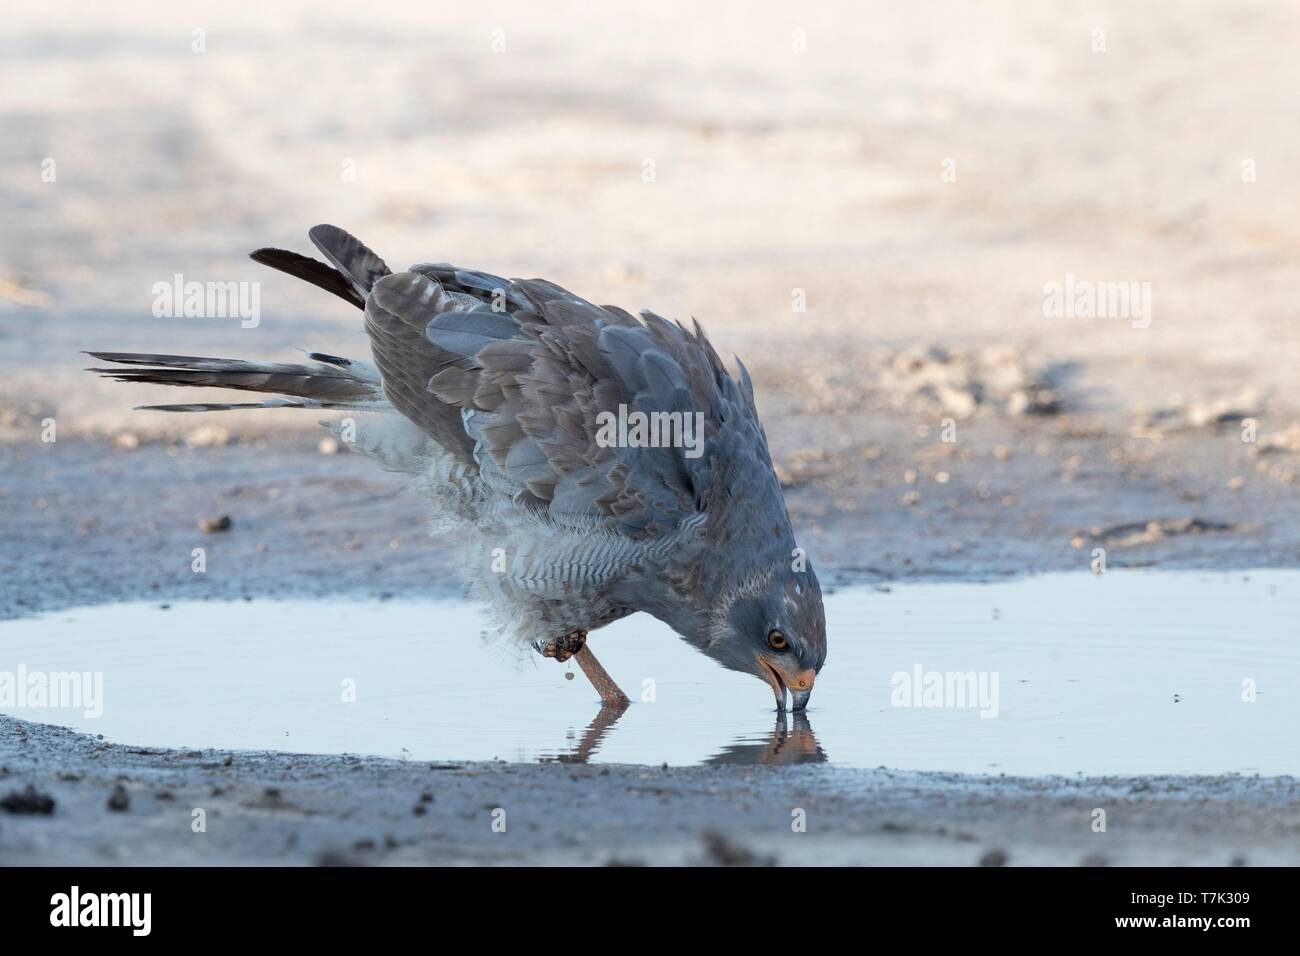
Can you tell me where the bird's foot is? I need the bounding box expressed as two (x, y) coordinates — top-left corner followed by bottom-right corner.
(541, 628), (588, 663)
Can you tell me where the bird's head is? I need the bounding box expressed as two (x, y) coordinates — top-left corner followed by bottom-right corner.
(704, 564), (827, 711)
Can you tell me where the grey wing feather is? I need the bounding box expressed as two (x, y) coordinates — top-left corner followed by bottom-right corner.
(426, 311), (519, 358)
(309, 224), (392, 298)
(363, 272), (477, 464)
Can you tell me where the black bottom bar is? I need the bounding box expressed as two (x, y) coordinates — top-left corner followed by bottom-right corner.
(0, 865), (1286, 941)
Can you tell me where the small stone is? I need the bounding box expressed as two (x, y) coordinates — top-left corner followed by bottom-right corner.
(199, 515), (232, 533)
(1, 785), (55, 815)
(107, 784), (130, 812)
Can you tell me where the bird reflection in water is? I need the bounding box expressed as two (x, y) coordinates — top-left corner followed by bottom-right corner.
(705, 713), (826, 765)
(542, 705), (826, 766)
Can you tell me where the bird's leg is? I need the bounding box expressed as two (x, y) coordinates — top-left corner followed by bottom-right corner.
(543, 629), (630, 706)
(573, 646), (631, 707)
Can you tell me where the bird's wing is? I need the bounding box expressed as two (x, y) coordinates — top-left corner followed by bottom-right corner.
(363, 266), (788, 541)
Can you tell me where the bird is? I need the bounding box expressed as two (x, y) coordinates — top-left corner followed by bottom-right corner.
(88, 225), (827, 711)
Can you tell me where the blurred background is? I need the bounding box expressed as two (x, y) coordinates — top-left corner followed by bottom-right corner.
(4, 1), (1300, 603)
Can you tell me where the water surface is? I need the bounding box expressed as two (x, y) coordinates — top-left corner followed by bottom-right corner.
(2, 571), (1296, 775)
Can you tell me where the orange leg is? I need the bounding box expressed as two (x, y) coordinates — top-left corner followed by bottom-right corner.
(543, 629), (630, 706)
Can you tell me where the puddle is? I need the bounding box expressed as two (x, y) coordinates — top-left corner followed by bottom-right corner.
(2, 571), (1296, 775)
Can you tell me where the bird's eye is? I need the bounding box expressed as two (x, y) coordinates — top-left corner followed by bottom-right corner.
(767, 630), (788, 650)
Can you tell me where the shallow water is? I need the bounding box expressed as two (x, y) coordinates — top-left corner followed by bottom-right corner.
(2, 571), (1297, 775)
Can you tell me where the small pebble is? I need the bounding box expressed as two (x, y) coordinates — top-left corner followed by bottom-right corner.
(1, 785), (56, 815)
(107, 784), (130, 812)
(199, 515), (232, 533)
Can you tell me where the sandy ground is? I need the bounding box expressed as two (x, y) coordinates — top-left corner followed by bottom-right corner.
(3, 715), (1296, 866)
(3, 1), (1300, 864)
(4, 418), (1300, 620)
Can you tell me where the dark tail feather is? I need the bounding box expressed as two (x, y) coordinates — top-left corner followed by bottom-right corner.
(93, 227), (392, 414)
(86, 351), (385, 412)
(129, 400), (371, 413)
(249, 224), (390, 308)
(304, 351), (356, 368)
(249, 248), (365, 309)
(308, 224), (392, 299)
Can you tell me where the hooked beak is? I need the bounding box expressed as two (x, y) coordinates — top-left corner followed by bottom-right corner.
(757, 656), (816, 712)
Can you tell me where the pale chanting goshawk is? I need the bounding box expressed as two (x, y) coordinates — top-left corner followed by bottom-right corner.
(89, 225), (827, 710)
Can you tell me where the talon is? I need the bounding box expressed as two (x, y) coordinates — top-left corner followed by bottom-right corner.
(542, 629), (587, 663)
